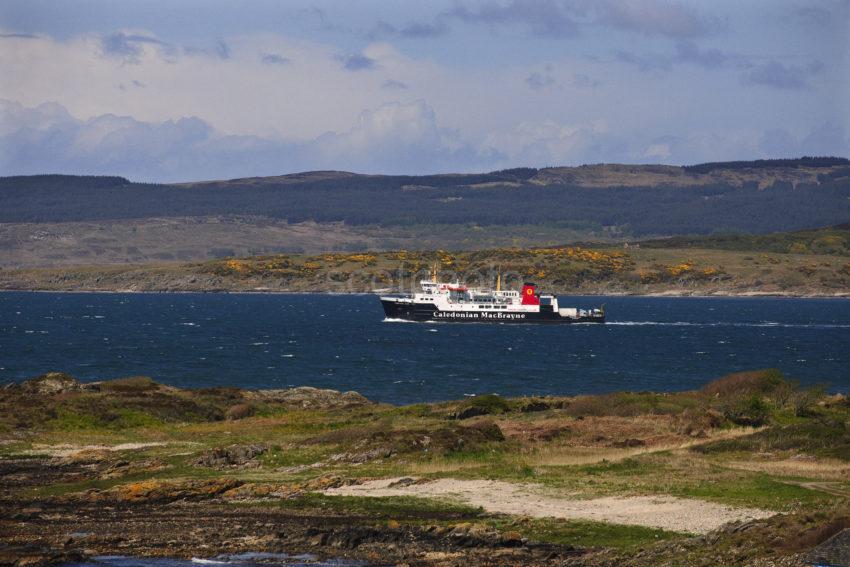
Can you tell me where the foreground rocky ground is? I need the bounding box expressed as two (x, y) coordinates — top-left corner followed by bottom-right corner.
(1, 371), (849, 566)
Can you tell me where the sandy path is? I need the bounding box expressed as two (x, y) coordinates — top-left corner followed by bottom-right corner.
(28, 442), (171, 457)
(322, 477), (773, 534)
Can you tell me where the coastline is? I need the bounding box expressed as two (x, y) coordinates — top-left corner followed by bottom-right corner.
(3, 371), (848, 567)
(2, 243), (848, 299)
(1, 286), (848, 299)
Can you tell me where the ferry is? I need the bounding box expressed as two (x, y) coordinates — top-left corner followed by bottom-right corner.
(380, 267), (604, 324)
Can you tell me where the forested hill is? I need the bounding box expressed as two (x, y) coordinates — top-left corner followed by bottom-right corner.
(2, 158), (849, 237)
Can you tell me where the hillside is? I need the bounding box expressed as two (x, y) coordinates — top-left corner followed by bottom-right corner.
(3, 225), (849, 296)
(2, 158), (849, 268)
(640, 224), (850, 255)
(3, 370), (850, 566)
(1, 158), (848, 230)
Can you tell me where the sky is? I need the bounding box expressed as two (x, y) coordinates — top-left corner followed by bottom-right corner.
(1, 0), (848, 182)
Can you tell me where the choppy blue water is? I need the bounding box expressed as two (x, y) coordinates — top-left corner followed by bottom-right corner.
(2, 291), (848, 404)
(62, 554), (371, 567)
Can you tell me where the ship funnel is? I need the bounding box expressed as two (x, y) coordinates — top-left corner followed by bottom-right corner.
(520, 282), (540, 305)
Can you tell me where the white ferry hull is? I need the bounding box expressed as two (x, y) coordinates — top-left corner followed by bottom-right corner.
(381, 298), (604, 324)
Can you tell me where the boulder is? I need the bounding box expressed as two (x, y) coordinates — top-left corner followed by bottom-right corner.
(73, 478), (243, 504)
(193, 444), (268, 468)
(21, 372), (82, 395)
(244, 387), (371, 409)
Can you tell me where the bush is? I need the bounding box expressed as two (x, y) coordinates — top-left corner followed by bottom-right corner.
(695, 418), (850, 460)
(702, 369), (787, 398)
(225, 403), (255, 420)
(564, 392), (699, 418)
(677, 407), (725, 436)
(721, 394), (771, 426)
(450, 394), (513, 419)
(98, 376), (160, 393)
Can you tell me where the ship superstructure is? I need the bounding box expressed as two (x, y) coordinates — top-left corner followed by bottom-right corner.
(380, 267), (604, 323)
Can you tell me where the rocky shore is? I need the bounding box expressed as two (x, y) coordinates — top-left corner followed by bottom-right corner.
(2, 239), (849, 298)
(2, 372), (849, 566)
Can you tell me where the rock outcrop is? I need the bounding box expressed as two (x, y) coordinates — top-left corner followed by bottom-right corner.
(20, 372), (82, 395)
(193, 444), (268, 469)
(244, 386), (371, 409)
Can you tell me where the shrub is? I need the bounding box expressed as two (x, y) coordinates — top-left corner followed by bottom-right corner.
(721, 394), (771, 426)
(564, 392), (698, 418)
(451, 394), (513, 419)
(789, 384), (827, 417)
(225, 403), (255, 420)
(46, 408), (103, 430)
(677, 407), (726, 436)
(781, 516), (850, 552)
(702, 369), (787, 398)
(99, 376), (160, 393)
(695, 418), (850, 460)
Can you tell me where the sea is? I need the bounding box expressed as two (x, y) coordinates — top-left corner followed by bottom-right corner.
(1, 291), (848, 404)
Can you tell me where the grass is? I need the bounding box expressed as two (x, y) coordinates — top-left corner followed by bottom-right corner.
(241, 493), (686, 551)
(694, 417), (850, 461)
(5, 369), (850, 560)
(5, 224), (850, 295)
(485, 517), (685, 551)
(245, 493), (484, 519)
(672, 471), (832, 509)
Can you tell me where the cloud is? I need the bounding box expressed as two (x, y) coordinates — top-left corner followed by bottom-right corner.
(0, 99), (497, 181)
(312, 100), (497, 172)
(382, 79), (408, 90)
(1, 25), (842, 177)
(743, 60), (823, 90)
(437, 0), (718, 39)
(0, 32), (37, 39)
(793, 5), (833, 26)
(758, 123), (849, 158)
(615, 49), (672, 71)
(642, 143), (671, 159)
(215, 39), (231, 60)
(571, 73), (600, 88)
(100, 31), (169, 62)
(448, 0), (580, 38)
(597, 0), (721, 38)
(0, 31), (449, 141)
(260, 53), (290, 65)
(674, 40), (727, 69)
(371, 19), (449, 39)
(524, 67), (599, 93)
(800, 122), (846, 156)
(483, 119), (622, 166)
(616, 39), (732, 72)
(117, 80), (146, 91)
(526, 71), (556, 90)
(338, 52), (377, 71)
(759, 129), (799, 157)
(3, 99), (846, 182)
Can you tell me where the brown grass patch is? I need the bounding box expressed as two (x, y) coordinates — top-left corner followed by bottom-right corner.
(724, 458), (850, 481)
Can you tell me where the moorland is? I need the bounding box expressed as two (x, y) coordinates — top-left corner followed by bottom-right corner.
(2, 369), (849, 566)
(2, 157), (850, 268)
(2, 225), (849, 296)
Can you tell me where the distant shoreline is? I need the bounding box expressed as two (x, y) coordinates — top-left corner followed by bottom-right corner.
(2, 238), (848, 299)
(1, 287), (849, 299)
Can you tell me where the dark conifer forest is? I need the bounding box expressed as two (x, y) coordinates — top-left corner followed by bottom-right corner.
(2, 158), (849, 237)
